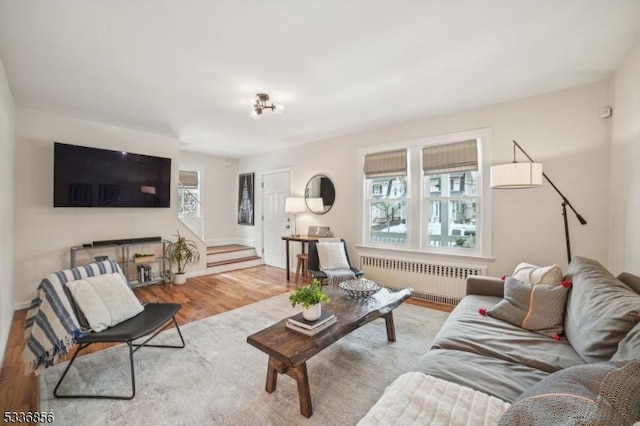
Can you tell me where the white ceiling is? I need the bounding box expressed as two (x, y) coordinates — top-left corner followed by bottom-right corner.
(1, 1), (639, 158)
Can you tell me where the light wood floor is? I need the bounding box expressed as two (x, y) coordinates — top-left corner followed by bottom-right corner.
(0, 265), (452, 419)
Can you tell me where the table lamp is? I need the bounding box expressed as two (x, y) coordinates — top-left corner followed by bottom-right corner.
(285, 197), (307, 236)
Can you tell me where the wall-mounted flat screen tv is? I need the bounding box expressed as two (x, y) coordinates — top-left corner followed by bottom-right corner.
(54, 142), (171, 208)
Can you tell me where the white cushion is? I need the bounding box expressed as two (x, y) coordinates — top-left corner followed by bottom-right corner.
(67, 273), (144, 332)
(357, 372), (510, 426)
(512, 262), (563, 285)
(317, 242), (350, 270)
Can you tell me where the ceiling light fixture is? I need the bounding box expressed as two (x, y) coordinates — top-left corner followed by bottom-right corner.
(248, 93), (284, 120)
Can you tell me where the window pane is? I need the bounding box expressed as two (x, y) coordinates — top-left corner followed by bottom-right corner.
(178, 188), (201, 218)
(427, 200), (443, 246)
(451, 172), (478, 196)
(429, 177), (442, 196)
(369, 200), (407, 244)
(368, 176), (407, 199)
(426, 199), (477, 248)
(449, 200), (477, 248)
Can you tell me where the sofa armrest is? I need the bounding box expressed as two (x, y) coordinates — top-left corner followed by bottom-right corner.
(466, 276), (505, 297)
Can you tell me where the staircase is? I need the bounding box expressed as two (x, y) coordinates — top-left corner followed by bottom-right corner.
(206, 245), (263, 274)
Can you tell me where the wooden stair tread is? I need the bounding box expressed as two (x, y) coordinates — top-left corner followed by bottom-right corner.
(207, 255), (261, 268)
(207, 244), (254, 255)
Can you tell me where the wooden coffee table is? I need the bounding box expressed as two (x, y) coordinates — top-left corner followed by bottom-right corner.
(246, 286), (412, 417)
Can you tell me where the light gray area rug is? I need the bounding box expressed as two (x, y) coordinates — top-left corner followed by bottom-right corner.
(40, 292), (449, 425)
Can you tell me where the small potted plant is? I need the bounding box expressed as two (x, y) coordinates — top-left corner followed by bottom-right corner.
(289, 279), (330, 321)
(166, 231), (201, 285)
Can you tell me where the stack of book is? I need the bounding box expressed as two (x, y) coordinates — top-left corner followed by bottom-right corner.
(286, 310), (337, 336)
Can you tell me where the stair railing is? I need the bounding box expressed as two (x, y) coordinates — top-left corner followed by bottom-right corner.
(177, 182), (205, 242)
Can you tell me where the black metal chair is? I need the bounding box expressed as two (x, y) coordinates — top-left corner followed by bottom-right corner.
(53, 302), (185, 400)
(308, 239), (364, 284)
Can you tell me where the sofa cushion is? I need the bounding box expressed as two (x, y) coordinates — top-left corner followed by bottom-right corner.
(357, 372), (510, 426)
(512, 262), (563, 285)
(498, 359), (640, 426)
(611, 321), (640, 361)
(618, 272), (640, 294)
(564, 256), (640, 363)
(432, 295), (585, 373)
(413, 349), (549, 403)
(487, 277), (570, 338)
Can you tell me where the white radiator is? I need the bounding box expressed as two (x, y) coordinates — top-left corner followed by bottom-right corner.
(360, 255), (486, 306)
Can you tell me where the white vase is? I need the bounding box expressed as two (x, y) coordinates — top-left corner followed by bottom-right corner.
(302, 303), (322, 321)
(173, 273), (187, 285)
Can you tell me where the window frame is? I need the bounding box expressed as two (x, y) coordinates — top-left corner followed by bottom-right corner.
(178, 166), (204, 219)
(357, 128), (493, 261)
(366, 175), (410, 247)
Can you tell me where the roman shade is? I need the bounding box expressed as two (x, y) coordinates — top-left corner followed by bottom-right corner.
(179, 170), (199, 189)
(364, 149), (407, 179)
(422, 140), (478, 175)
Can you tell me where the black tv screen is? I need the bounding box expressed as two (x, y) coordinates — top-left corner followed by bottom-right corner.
(54, 142), (171, 207)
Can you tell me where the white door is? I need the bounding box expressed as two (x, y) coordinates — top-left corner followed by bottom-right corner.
(262, 170), (290, 268)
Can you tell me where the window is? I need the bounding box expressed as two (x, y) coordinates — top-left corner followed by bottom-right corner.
(178, 170), (202, 219)
(364, 149), (408, 245)
(422, 139), (479, 251)
(359, 129), (491, 258)
(425, 171), (478, 248)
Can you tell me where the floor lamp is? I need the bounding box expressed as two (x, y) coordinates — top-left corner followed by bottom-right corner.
(490, 140), (587, 263)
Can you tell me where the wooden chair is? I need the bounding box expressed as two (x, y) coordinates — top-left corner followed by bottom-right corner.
(295, 253), (309, 282)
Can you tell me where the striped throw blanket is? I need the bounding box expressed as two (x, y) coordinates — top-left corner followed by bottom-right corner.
(324, 268), (356, 287)
(23, 260), (126, 374)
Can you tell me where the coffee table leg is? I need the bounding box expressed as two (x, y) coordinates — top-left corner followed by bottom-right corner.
(264, 357), (313, 417)
(266, 356), (278, 393)
(291, 363), (313, 418)
(384, 312), (396, 342)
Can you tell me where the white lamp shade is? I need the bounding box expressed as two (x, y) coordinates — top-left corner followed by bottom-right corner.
(490, 163), (543, 189)
(285, 197), (306, 213)
(306, 197), (324, 212)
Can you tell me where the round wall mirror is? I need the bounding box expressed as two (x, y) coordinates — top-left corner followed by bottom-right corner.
(304, 174), (335, 215)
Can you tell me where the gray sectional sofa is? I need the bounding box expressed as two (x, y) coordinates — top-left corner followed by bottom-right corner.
(359, 256), (640, 425)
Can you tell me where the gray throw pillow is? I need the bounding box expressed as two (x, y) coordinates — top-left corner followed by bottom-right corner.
(612, 321), (640, 361)
(618, 272), (640, 294)
(564, 257), (640, 363)
(498, 360), (640, 426)
(487, 277), (571, 338)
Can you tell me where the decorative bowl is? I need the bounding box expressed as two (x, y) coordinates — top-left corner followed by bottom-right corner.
(339, 278), (381, 299)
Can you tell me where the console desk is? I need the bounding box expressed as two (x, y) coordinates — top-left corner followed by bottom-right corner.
(281, 235), (330, 281)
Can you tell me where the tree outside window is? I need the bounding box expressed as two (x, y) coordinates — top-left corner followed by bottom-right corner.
(367, 176), (408, 245)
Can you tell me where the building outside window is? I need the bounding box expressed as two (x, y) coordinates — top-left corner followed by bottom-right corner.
(425, 171), (478, 248)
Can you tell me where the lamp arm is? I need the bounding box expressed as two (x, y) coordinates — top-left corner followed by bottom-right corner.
(512, 140), (587, 225)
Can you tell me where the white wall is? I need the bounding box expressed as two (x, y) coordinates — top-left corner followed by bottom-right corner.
(13, 108), (183, 305)
(610, 40), (640, 275)
(178, 151), (238, 244)
(0, 56), (16, 366)
(238, 81), (612, 276)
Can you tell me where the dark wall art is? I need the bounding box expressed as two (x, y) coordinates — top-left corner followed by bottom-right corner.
(238, 172), (255, 226)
